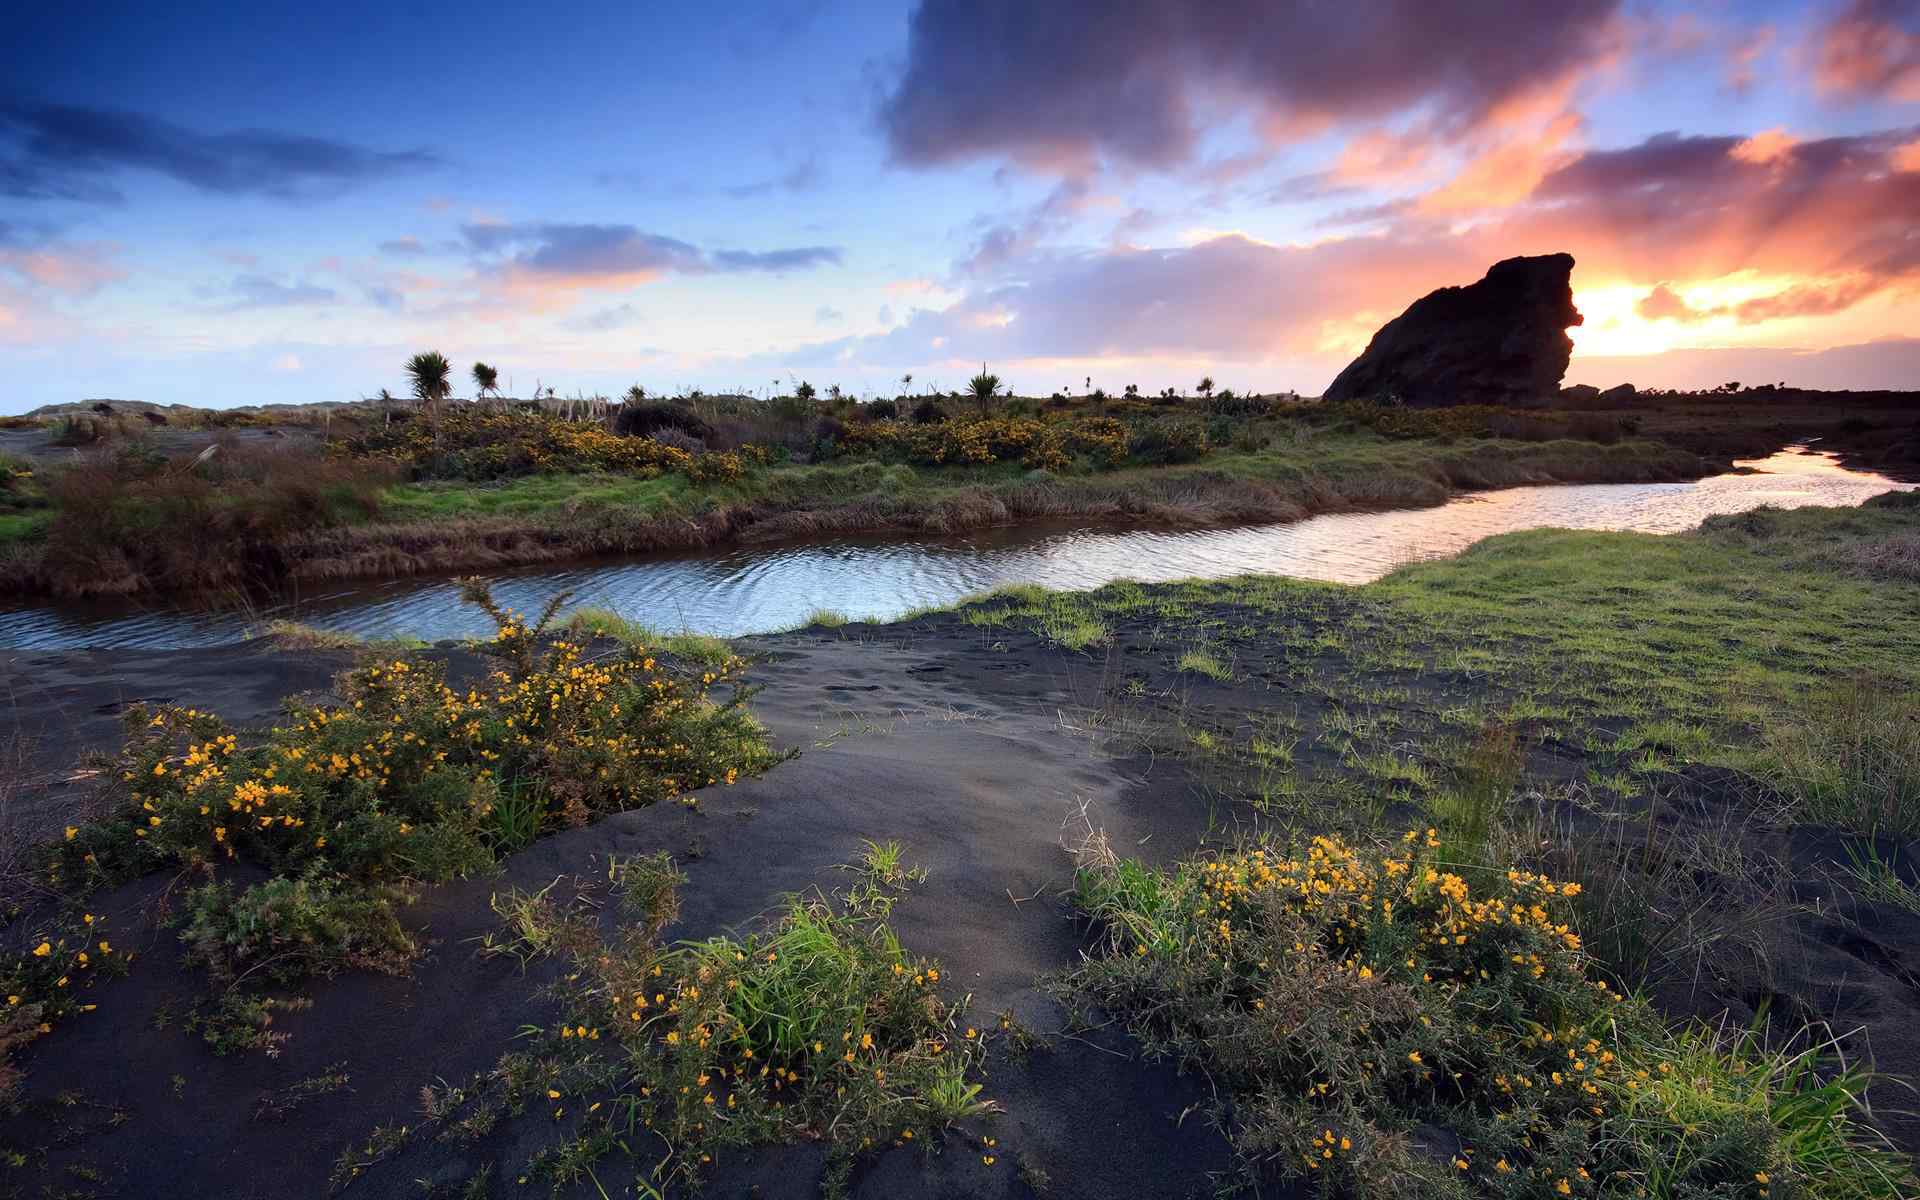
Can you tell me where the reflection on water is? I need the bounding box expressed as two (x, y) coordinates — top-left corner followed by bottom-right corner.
(3, 446), (1910, 649)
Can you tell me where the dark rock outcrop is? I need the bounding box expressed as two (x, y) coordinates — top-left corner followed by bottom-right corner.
(1597, 383), (1638, 407)
(1324, 254), (1583, 407)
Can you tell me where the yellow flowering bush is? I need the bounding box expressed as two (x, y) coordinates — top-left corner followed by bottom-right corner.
(413, 863), (990, 1195)
(0, 910), (122, 1096)
(339, 407), (748, 483)
(837, 415), (1136, 471)
(1066, 832), (1890, 1199)
(56, 587), (782, 1036)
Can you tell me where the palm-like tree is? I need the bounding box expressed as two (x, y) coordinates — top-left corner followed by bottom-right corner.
(1196, 376), (1215, 404)
(795, 380), (817, 404)
(900, 373), (913, 398)
(406, 352), (453, 421)
(471, 361), (499, 401)
(967, 365), (1001, 417)
(624, 384), (647, 406)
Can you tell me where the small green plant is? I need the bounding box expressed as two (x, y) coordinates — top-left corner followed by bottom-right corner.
(404, 869), (993, 1197)
(1753, 675), (1919, 836)
(1175, 647), (1232, 681)
(1433, 721), (1524, 851)
(1836, 839), (1920, 914)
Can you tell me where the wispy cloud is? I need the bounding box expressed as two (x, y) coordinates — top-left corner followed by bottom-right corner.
(0, 100), (439, 203)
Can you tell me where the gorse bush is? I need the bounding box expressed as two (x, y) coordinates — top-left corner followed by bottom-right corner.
(427, 861), (991, 1195)
(836, 415), (1134, 471)
(54, 585), (782, 1038)
(1064, 831), (1906, 1199)
(340, 406), (758, 484)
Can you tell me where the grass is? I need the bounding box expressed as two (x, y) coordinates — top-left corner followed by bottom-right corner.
(561, 606), (734, 667)
(1061, 829), (1911, 1199)
(1745, 674), (1920, 836)
(0, 407), (1708, 598)
(395, 850), (992, 1197)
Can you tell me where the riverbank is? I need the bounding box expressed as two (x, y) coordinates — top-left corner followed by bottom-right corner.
(1, 493), (1915, 1198)
(0, 429), (1705, 600)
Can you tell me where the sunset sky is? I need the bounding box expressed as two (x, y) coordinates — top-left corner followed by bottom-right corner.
(3, 0), (1918, 409)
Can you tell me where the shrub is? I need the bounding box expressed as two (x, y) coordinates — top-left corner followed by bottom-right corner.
(39, 441), (392, 595)
(180, 872), (419, 986)
(339, 407), (745, 484)
(863, 398), (898, 420)
(647, 427), (705, 454)
(911, 398), (948, 424)
(1063, 831), (1907, 1199)
(612, 402), (713, 442)
(1129, 418), (1208, 465)
(58, 586), (784, 1042)
(454, 863), (989, 1195)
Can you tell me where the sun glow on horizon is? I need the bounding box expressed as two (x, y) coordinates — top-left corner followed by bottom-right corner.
(1570, 272), (1842, 359)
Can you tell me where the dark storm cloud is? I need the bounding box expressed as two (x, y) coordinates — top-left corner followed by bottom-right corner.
(462, 222), (841, 281)
(878, 0), (1623, 171)
(0, 101), (439, 201)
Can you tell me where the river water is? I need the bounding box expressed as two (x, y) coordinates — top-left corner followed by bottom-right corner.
(2, 446), (1908, 650)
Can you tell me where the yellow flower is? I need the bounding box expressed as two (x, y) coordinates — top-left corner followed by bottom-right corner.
(32, 942), (50, 957)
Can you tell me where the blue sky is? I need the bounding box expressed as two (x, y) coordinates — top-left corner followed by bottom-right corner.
(3, 0), (1918, 410)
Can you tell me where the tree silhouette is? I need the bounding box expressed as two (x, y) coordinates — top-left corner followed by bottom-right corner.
(471, 361), (499, 400)
(406, 352), (453, 422)
(967, 365), (1001, 417)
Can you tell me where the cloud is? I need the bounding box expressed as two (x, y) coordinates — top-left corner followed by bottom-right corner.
(0, 240), (124, 296)
(378, 236), (428, 257)
(0, 100), (438, 202)
(745, 117), (1920, 390)
(564, 302), (643, 332)
(225, 274), (338, 309)
(878, 0), (1623, 172)
(1811, 0), (1920, 101)
(462, 222), (842, 292)
(814, 305), (844, 323)
(726, 155), (825, 198)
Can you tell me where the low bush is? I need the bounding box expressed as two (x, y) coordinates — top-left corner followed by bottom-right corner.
(442, 859), (991, 1195)
(911, 398), (948, 425)
(611, 401), (713, 442)
(1129, 418), (1209, 465)
(55, 585), (783, 1048)
(1063, 831), (1908, 1198)
(38, 440), (391, 595)
(339, 407), (753, 485)
(836, 415), (1130, 471)
(1339, 402), (1637, 445)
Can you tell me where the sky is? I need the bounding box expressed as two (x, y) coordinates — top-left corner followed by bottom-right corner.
(2, 0), (1919, 410)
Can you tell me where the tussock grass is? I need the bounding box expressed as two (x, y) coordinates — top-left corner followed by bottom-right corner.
(561, 606), (734, 667)
(1748, 675), (1920, 837)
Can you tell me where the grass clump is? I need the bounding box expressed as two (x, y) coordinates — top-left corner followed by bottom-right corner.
(1063, 831), (1909, 1199)
(560, 607), (734, 668)
(53, 586), (782, 1050)
(1176, 647), (1233, 681)
(1748, 675), (1919, 836)
(417, 856), (991, 1196)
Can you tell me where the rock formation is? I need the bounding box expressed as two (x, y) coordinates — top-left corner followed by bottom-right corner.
(1324, 254), (1583, 407)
